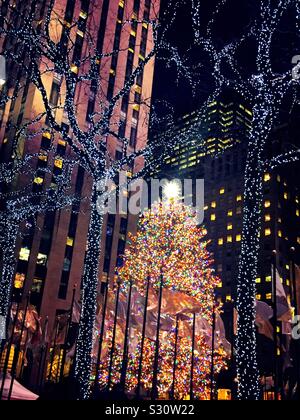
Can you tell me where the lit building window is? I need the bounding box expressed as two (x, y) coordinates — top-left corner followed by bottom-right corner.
(54, 158), (63, 169)
(102, 272), (108, 282)
(58, 139), (67, 147)
(19, 247), (30, 261)
(43, 131), (51, 140)
(227, 224), (233, 231)
(226, 295), (232, 302)
(296, 209), (300, 217)
(284, 192), (288, 200)
(256, 277), (261, 284)
(79, 10), (88, 19)
(227, 210), (233, 217)
(67, 237), (74, 247)
(134, 85), (142, 94)
(71, 64), (78, 74)
(37, 253), (48, 265)
(38, 154), (48, 162)
(236, 195), (242, 202)
(210, 214), (216, 221)
(218, 238), (224, 246)
(266, 293), (272, 300)
(264, 173), (271, 182)
(227, 235), (233, 243)
(34, 177), (44, 185)
(256, 294), (261, 300)
(264, 200), (271, 208)
(31, 278), (43, 293)
(265, 228), (271, 236)
(211, 201), (217, 208)
(236, 234), (242, 242)
(298, 237), (300, 245)
(278, 230), (282, 238)
(220, 188), (225, 195)
(14, 273), (25, 289)
(266, 275), (272, 283)
(265, 214), (271, 222)
(217, 280), (222, 288)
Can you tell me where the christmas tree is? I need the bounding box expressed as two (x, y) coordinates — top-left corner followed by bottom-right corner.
(97, 198), (228, 399)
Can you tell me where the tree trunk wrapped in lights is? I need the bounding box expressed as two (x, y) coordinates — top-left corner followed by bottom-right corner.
(93, 200), (228, 399)
(74, 181), (105, 400)
(236, 98), (274, 399)
(183, 0), (300, 399)
(0, 218), (19, 320)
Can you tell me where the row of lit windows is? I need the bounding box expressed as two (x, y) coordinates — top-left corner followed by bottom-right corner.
(18, 232), (74, 263)
(218, 235), (242, 245)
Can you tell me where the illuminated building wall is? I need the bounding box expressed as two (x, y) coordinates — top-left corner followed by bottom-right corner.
(0, 0), (159, 335)
(159, 100), (300, 307)
(163, 92), (253, 171)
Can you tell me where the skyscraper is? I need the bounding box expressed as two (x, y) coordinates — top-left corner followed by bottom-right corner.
(0, 0), (159, 346)
(159, 96), (300, 306)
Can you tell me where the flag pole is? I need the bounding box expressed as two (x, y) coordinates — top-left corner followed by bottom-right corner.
(7, 293), (30, 400)
(151, 272), (164, 400)
(136, 275), (150, 399)
(210, 297), (216, 400)
(272, 250), (278, 401)
(39, 343), (49, 392)
(290, 247), (300, 400)
(19, 328), (29, 379)
(47, 316), (60, 382)
(290, 247), (298, 315)
(36, 316), (49, 392)
(120, 279), (133, 392)
(171, 315), (179, 400)
(0, 301), (20, 400)
(59, 285), (77, 383)
(107, 279), (121, 391)
(93, 281), (109, 393)
(190, 312), (196, 400)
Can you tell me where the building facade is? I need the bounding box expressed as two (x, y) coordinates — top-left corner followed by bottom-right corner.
(0, 0), (159, 341)
(159, 94), (300, 307)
